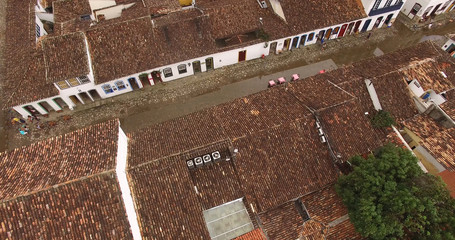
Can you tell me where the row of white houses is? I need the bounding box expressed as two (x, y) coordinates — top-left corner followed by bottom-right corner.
(14, 0), (414, 118)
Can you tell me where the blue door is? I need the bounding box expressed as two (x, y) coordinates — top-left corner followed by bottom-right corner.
(361, 19), (372, 32)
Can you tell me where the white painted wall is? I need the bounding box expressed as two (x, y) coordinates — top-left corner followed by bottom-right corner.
(401, 0), (452, 18)
(115, 124), (142, 240)
(35, 15), (47, 41)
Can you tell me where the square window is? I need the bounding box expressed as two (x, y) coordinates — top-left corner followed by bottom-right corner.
(77, 75), (90, 84)
(67, 78), (80, 87)
(178, 64), (187, 74)
(163, 68), (173, 78)
(115, 81), (126, 90)
(56, 81), (70, 90)
(308, 33), (315, 41)
(102, 84), (114, 94)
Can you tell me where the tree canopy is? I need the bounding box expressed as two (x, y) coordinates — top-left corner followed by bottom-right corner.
(336, 144), (455, 240)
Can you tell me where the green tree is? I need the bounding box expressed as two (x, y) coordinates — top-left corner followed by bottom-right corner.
(336, 144), (455, 240)
(370, 110), (396, 128)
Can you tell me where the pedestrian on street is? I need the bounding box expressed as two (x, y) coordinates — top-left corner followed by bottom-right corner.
(367, 32), (372, 39)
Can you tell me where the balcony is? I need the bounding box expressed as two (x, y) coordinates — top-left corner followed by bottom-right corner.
(369, 1), (404, 16)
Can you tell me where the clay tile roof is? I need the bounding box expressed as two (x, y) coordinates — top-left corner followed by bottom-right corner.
(0, 172), (133, 239)
(280, 0), (366, 34)
(319, 100), (384, 162)
(213, 88), (312, 139)
(259, 185), (362, 240)
(127, 156), (211, 239)
(0, 120), (119, 200)
(372, 72), (419, 122)
(438, 170), (455, 198)
(399, 58), (455, 93)
(233, 118), (338, 212)
(127, 109), (226, 167)
(288, 76), (354, 110)
(53, 0), (92, 23)
(326, 219), (364, 240)
(440, 89), (455, 119)
(42, 32), (90, 83)
(86, 13), (215, 84)
(2, 0), (59, 108)
(234, 228), (267, 240)
(403, 115), (455, 171)
(300, 186), (348, 223)
(259, 201), (304, 240)
(204, 1), (262, 40)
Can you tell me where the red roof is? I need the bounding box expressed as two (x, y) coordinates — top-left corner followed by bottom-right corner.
(439, 170), (455, 198)
(234, 228), (267, 240)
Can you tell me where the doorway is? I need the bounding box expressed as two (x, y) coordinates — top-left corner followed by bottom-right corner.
(151, 71), (162, 84)
(53, 97), (68, 110)
(38, 101), (53, 113)
(347, 22), (355, 35)
(373, 16), (383, 28)
(338, 24), (348, 37)
(325, 28), (332, 39)
(238, 50), (246, 62)
(78, 92), (92, 103)
(299, 35), (306, 47)
(193, 61), (201, 73)
(384, 14), (394, 25)
(353, 21), (362, 33)
(205, 57), (214, 71)
(23, 105), (41, 116)
(408, 3), (422, 19)
(361, 19), (371, 32)
(269, 42), (277, 54)
(291, 36), (299, 49)
(283, 38), (291, 50)
(88, 89), (102, 100)
(128, 78), (139, 90)
(69, 95), (82, 105)
(431, 3), (442, 16)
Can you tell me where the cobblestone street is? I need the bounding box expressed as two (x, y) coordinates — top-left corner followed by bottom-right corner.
(1, 14), (455, 151)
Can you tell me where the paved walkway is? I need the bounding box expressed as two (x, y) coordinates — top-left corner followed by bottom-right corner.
(121, 60), (336, 132)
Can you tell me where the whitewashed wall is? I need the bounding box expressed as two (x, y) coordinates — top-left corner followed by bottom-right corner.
(115, 124), (142, 240)
(402, 0), (452, 18)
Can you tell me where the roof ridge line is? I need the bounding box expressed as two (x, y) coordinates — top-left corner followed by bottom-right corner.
(0, 169), (116, 204)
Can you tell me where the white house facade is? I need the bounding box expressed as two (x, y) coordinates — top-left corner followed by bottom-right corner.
(11, 0), (405, 118)
(401, 0), (455, 20)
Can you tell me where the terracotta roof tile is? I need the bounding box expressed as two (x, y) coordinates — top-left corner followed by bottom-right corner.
(127, 109), (226, 167)
(234, 228), (267, 240)
(280, 0), (366, 34)
(288, 76), (354, 110)
(233, 118), (338, 212)
(438, 170), (455, 198)
(399, 58), (455, 93)
(403, 115), (455, 171)
(2, 0), (59, 108)
(327, 219), (363, 240)
(213, 88), (312, 139)
(372, 72), (420, 122)
(127, 156), (211, 239)
(259, 201), (304, 240)
(300, 186), (348, 223)
(440, 89), (455, 119)
(0, 120), (119, 200)
(53, 0), (91, 23)
(42, 32), (90, 83)
(319, 100), (384, 162)
(0, 172), (132, 239)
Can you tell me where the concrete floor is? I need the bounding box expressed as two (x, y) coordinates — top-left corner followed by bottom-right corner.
(1, 15), (455, 151)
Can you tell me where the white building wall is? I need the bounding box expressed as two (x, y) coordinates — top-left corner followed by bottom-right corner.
(402, 0), (452, 18)
(13, 9), (402, 116)
(35, 15), (47, 40)
(115, 124), (142, 240)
